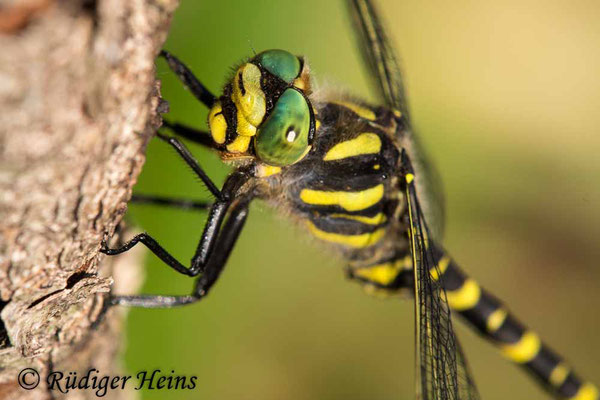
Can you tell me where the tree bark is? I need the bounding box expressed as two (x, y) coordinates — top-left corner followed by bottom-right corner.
(0, 0), (178, 398)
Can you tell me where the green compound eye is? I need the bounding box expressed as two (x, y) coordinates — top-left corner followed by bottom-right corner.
(255, 88), (311, 166)
(255, 49), (301, 83)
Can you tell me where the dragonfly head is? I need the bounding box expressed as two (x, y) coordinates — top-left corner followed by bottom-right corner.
(208, 49), (315, 167)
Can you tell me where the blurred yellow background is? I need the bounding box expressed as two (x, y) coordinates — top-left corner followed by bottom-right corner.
(124, 1), (600, 399)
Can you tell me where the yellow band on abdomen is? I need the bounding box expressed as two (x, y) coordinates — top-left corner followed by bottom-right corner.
(486, 308), (508, 333)
(353, 258), (408, 286)
(501, 331), (541, 363)
(549, 363), (570, 388)
(429, 256), (450, 281)
(572, 382), (599, 400)
(446, 279), (481, 311)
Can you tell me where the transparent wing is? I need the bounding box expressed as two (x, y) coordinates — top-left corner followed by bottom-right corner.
(348, 0), (448, 240)
(348, 0), (411, 123)
(403, 151), (480, 400)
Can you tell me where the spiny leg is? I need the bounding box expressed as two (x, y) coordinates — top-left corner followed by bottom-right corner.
(159, 51), (217, 148)
(161, 119), (215, 149)
(102, 131), (230, 275)
(160, 50), (216, 108)
(102, 169), (250, 273)
(155, 132), (222, 199)
(131, 194), (212, 211)
(192, 196), (251, 298)
(130, 126), (217, 210)
(108, 193), (252, 308)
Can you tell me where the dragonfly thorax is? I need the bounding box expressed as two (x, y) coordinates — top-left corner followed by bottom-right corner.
(208, 49), (315, 167)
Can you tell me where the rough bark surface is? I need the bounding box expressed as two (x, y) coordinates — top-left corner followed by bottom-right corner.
(0, 0), (178, 398)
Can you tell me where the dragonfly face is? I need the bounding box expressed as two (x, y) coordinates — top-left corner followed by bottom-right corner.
(208, 49), (315, 167)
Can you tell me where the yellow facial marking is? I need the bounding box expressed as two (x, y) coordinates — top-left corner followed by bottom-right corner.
(354, 258), (409, 286)
(232, 63), (266, 127)
(429, 255), (450, 281)
(226, 135), (251, 153)
(208, 102), (227, 144)
(256, 164), (282, 177)
(323, 133), (381, 161)
(392, 109), (402, 118)
(315, 118), (321, 131)
(572, 383), (599, 400)
(486, 308), (508, 333)
(549, 363), (570, 387)
(300, 184), (384, 212)
(332, 100), (376, 121)
(236, 112), (258, 137)
(406, 173), (415, 184)
(373, 164), (380, 170)
(306, 221), (385, 248)
(446, 279), (481, 311)
(501, 331), (541, 363)
(329, 212), (386, 225)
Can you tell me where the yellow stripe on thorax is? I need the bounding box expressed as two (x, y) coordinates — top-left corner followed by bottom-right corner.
(306, 221), (385, 248)
(323, 133), (381, 161)
(572, 383), (599, 400)
(328, 212), (386, 225)
(300, 184), (384, 212)
(331, 101), (376, 120)
(446, 279), (481, 311)
(501, 331), (541, 363)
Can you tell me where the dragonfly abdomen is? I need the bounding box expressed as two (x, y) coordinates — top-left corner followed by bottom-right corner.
(434, 250), (598, 400)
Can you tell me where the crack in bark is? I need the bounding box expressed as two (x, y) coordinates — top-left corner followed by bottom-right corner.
(0, 300), (10, 349)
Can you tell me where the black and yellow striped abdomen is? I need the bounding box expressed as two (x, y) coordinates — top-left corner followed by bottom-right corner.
(431, 247), (598, 400)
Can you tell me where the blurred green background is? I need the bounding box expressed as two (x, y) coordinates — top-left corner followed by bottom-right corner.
(123, 1), (600, 399)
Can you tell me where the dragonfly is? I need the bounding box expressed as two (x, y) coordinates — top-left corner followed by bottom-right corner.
(101, 0), (598, 399)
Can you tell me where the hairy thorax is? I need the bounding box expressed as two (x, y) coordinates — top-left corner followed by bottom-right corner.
(255, 98), (411, 276)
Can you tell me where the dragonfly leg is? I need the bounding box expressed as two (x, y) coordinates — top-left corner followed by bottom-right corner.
(130, 194), (211, 211)
(159, 50), (216, 108)
(192, 195), (250, 298)
(102, 171), (254, 308)
(160, 119), (215, 149)
(155, 132), (222, 199)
